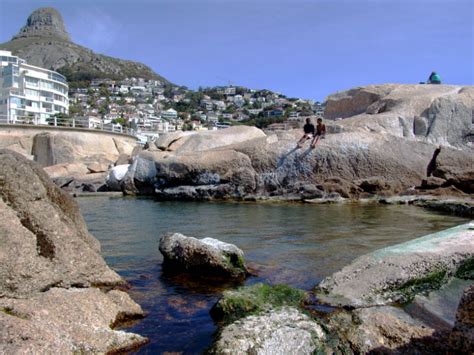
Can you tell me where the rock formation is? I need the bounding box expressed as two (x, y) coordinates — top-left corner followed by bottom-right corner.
(159, 233), (248, 279)
(212, 307), (325, 354)
(13, 7), (71, 41)
(210, 223), (474, 354)
(0, 149), (146, 352)
(325, 84), (473, 146)
(316, 222), (474, 307)
(1, 7), (169, 82)
(0, 128), (136, 193)
(110, 85), (474, 201)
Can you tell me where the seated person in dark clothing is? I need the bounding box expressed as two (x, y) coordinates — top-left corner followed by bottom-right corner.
(297, 118), (315, 147)
(311, 118), (326, 148)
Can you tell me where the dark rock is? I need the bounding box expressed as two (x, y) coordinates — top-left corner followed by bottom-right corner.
(449, 284), (474, 352)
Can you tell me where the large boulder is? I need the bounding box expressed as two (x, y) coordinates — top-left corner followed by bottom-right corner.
(106, 164), (130, 191)
(211, 307), (325, 355)
(159, 233), (248, 279)
(0, 150), (123, 297)
(0, 149), (146, 352)
(316, 222), (474, 307)
(167, 126), (266, 153)
(327, 84), (473, 146)
(31, 131), (135, 167)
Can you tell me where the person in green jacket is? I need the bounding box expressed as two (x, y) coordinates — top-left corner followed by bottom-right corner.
(427, 71), (441, 84)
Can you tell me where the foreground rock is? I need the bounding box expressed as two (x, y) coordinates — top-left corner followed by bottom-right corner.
(159, 233), (248, 279)
(0, 288), (147, 353)
(211, 224), (474, 354)
(211, 283), (306, 324)
(211, 307), (325, 355)
(316, 222), (474, 307)
(0, 149), (146, 352)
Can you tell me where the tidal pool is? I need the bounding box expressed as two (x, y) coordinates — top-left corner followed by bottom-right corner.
(77, 197), (468, 354)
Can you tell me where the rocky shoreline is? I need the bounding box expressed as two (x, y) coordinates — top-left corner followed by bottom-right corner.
(207, 222), (473, 354)
(0, 150), (147, 353)
(1, 83), (473, 353)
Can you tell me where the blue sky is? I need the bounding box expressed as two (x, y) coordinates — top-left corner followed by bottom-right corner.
(1, 0), (472, 100)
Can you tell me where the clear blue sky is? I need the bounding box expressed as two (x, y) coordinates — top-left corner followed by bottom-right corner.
(1, 0), (473, 100)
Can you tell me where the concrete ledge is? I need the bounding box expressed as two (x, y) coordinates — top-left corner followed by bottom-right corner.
(0, 124), (137, 140)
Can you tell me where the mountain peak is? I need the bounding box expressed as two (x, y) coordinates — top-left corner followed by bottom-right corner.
(13, 7), (71, 41)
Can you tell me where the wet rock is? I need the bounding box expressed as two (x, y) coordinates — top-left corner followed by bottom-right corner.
(106, 164), (130, 191)
(413, 198), (473, 218)
(356, 176), (402, 195)
(449, 284), (474, 352)
(211, 307), (325, 355)
(159, 233), (248, 279)
(316, 222), (474, 307)
(211, 283), (306, 324)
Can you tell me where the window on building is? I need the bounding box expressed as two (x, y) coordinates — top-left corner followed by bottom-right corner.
(25, 88), (39, 96)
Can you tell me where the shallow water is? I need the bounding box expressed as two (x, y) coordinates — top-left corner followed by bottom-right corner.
(77, 197), (468, 354)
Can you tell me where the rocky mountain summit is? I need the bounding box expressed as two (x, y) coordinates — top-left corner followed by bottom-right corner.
(1, 7), (169, 82)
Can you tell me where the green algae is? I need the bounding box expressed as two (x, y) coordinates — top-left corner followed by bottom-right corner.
(455, 257), (474, 280)
(210, 282), (306, 324)
(1, 307), (28, 320)
(394, 269), (448, 303)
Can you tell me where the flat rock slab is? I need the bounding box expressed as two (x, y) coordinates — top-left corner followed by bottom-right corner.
(159, 233), (248, 279)
(316, 222), (474, 307)
(211, 307), (324, 355)
(0, 287), (146, 353)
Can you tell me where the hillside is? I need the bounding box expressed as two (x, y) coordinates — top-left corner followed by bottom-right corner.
(0, 7), (170, 84)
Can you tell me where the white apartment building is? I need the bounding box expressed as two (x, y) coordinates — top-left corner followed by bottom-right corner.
(0, 50), (69, 124)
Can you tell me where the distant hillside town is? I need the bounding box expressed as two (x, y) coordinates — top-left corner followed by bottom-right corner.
(68, 77), (325, 135)
(0, 7), (326, 143)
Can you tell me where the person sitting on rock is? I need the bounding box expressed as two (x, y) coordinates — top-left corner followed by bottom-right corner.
(311, 118), (326, 148)
(427, 71), (442, 84)
(297, 118), (315, 147)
